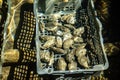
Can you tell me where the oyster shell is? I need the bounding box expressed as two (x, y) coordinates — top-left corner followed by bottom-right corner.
(56, 30), (63, 36)
(61, 14), (75, 24)
(66, 49), (75, 62)
(3, 49), (19, 63)
(40, 35), (55, 41)
(63, 38), (74, 50)
(56, 36), (63, 48)
(73, 27), (85, 36)
(77, 56), (89, 68)
(50, 14), (61, 21)
(50, 47), (67, 54)
(63, 32), (72, 41)
(42, 38), (55, 49)
(73, 36), (84, 43)
(57, 58), (67, 71)
(68, 61), (77, 70)
(75, 48), (87, 57)
(66, 15), (75, 24)
(40, 51), (51, 63)
(48, 52), (54, 66)
(39, 21), (45, 33)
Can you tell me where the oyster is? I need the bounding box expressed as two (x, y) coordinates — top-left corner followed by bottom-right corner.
(40, 51), (51, 63)
(104, 43), (120, 56)
(42, 38), (55, 49)
(3, 49), (19, 63)
(71, 43), (86, 49)
(56, 36), (63, 48)
(48, 52), (54, 66)
(75, 48), (87, 57)
(61, 14), (75, 24)
(57, 58), (67, 71)
(56, 30), (63, 36)
(73, 27), (85, 36)
(66, 50), (75, 62)
(77, 56), (89, 68)
(39, 21), (45, 33)
(68, 61), (77, 70)
(50, 14), (61, 21)
(50, 47), (67, 54)
(63, 38), (74, 50)
(40, 35), (55, 41)
(63, 32), (72, 41)
(61, 27), (71, 33)
(73, 36), (84, 43)
(66, 15), (75, 24)
(45, 21), (61, 32)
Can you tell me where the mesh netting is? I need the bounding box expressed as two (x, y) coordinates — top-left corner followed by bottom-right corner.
(3, 3), (39, 80)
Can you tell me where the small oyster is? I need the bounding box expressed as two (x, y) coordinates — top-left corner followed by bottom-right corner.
(66, 50), (75, 62)
(104, 43), (120, 56)
(56, 30), (63, 36)
(56, 36), (63, 48)
(40, 51), (51, 63)
(61, 14), (75, 24)
(66, 15), (76, 24)
(45, 21), (61, 32)
(75, 48), (87, 57)
(68, 61), (77, 70)
(3, 49), (19, 63)
(40, 35), (55, 41)
(63, 32), (72, 41)
(63, 38), (74, 50)
(73, 27), (85, 36)
(42, 39), (55, 49)
(57, 58), (67, 71)
(71, 43), (86, 49)
(61, 27), (71, 33)
(50, 47), (67, 54)
(50, 14), (61, 21)
(77, 56), (89, 68)
(73, 36), (84, 43)
(48, 52), (54, 66)
(39, 21), (45, 33)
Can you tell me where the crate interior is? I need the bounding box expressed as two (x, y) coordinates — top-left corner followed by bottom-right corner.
(35, 0), (108, 74)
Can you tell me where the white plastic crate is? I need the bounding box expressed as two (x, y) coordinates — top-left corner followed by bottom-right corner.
(34, 0), (109, 75)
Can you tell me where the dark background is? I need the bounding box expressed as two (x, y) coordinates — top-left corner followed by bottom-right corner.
(104, 0), (120, 80)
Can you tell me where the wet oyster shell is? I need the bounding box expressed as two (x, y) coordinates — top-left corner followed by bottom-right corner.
(77, 56), (89, 68)
(42, 38), (55, 49)
(50, 47), (67, 54)
(73, 27), (85, 36)
(57, 58), (67, 71)
(68, 61), (77, 70)
(48, 52), (54, 66)
(63, 38), (74, 49)
(56, 36), (63, 48)
(66, 49), (75, 62)
(40, 51), (51, 63)
(75, 48), (87, 57)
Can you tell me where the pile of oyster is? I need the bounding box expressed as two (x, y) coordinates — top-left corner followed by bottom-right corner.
(39, 13), (89, 71)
